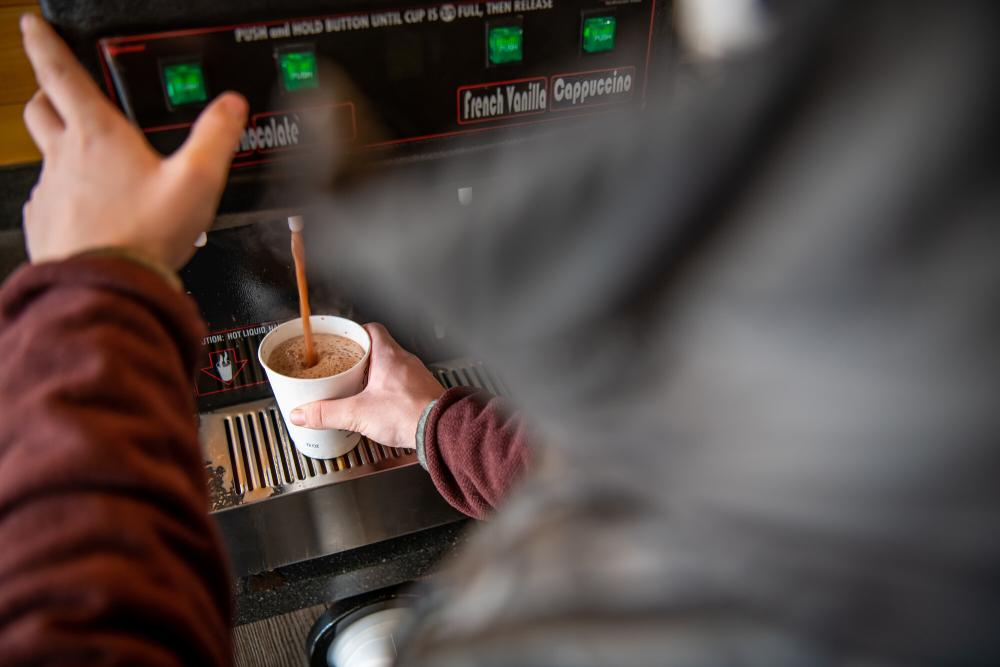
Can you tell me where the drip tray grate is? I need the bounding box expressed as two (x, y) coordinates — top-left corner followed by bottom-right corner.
(223, 406), (406, 494)
(201, 359), (504, 511)
(433, 362), (509, 397)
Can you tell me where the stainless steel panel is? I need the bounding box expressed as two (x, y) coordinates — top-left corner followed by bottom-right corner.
(201, 359), (496, 576)
(213, 463), (463, 576)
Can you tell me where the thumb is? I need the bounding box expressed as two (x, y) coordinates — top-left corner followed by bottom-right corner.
(170, 92), (247, 184)
(290, 394), (366, 431)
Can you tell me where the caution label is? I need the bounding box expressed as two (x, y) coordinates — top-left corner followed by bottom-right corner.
(195, 322), (279, 397)
(550, 67), (635, 111)
(457, 77), (548, 124)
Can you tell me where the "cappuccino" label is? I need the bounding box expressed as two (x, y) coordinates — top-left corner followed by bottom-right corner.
(550, 67), (635, 111)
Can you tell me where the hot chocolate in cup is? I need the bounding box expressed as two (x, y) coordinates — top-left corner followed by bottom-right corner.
(259, 316), (371, 459)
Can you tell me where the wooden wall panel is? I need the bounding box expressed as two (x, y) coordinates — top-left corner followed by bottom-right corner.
(0, 102), (37, 164)
(0, 4), (38, 105)
(0, 2), (40, 166)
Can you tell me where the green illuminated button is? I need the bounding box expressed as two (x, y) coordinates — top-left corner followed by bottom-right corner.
(488, 25), (523, 65)
(278, 50), (319, 91)
(162, 62), (207, 107)
(582, 15), (616, 54)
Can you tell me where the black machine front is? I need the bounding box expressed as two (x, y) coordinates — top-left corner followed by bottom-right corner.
(32, 0), (676, 578)
(44, 1), (670, 177)
(98, 2), (661, 164)
(40, 0), (673, 412)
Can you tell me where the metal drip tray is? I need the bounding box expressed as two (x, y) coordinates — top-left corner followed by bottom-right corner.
(200, 360), (502, 575)
(202, 402), (413, 512)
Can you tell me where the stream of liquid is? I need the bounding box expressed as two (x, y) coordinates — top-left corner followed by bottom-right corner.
(291, 228), (316, 368)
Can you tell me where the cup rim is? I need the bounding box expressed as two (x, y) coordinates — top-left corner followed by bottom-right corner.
(258, 315), (371, 383)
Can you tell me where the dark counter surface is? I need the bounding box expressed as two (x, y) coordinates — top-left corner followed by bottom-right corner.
(232, 520), (471, 626)
(1, 228), (27, 278)
(0, 164), (38, 233)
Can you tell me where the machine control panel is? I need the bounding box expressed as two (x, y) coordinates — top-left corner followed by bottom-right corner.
(98, 1), (662, 168)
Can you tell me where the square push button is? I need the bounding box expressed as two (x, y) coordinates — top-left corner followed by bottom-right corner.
(161, 61), (208, 108)
(487, 22), (523, 66)
(277, 47), (319, 92)
(582, 14), (616, 54)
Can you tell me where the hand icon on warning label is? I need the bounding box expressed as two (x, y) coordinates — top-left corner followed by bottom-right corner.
(201, 349), (248, 385)
(216, 352), (233, 382)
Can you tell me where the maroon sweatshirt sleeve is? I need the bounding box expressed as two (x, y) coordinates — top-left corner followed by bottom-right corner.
(421, 387), (531, 520)
(0, 257), (231, 667)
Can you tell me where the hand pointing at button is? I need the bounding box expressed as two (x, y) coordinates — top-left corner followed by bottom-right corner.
(20, 14), (248, 270)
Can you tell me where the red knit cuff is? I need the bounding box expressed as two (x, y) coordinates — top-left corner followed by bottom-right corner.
(421, 386), (494, 519)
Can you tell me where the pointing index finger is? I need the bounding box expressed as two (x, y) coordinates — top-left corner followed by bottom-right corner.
(20, 13), (111, 130)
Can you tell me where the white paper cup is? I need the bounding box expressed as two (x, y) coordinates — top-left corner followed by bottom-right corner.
(259, 316), (371, 459)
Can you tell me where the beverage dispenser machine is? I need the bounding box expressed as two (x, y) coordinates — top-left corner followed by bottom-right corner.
(40, 0), (673, 576)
